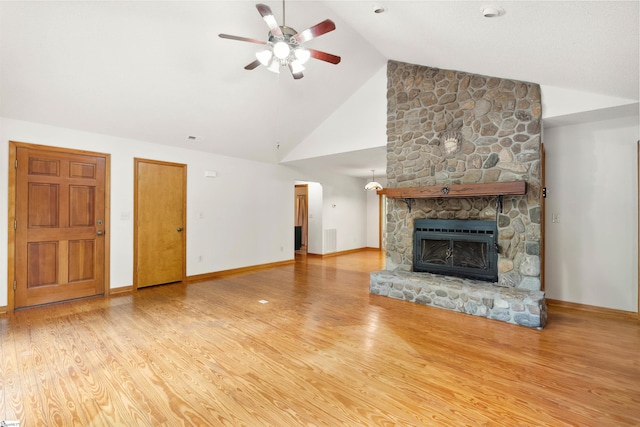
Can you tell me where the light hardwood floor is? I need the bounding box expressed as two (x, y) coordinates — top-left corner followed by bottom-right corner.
(1, 251), (639, 426)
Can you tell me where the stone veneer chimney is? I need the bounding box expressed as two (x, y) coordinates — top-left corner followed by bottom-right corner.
(385, 61), (543, 291)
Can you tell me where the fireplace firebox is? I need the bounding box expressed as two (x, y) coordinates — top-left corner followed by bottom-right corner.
(413, 219), (498, 282)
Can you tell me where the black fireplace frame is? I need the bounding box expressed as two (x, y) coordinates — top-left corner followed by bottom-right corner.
(413, 219), (498, 282)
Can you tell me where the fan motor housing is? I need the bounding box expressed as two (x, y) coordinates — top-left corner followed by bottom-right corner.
(268, 26), (299, 45)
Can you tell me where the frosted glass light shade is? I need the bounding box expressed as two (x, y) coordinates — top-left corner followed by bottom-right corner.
(294, 48), (310, 64)
(267, 60), (280, 73)
(365, 169), (383, 190)
(365, 181), (383, 191)
(290, 60), (305, 74)
(256, 50), (273, 66)
(273, 41), (290, 59)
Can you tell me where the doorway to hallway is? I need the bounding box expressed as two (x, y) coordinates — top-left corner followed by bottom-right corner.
(294, 184), (308, 255)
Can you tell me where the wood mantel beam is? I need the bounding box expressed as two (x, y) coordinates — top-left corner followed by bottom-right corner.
(378, 181), (526, 199)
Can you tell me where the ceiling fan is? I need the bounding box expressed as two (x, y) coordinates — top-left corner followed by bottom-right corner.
(219, 2), (341, 79)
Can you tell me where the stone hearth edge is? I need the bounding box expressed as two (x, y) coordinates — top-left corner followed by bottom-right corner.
(370, 269), (546, 329)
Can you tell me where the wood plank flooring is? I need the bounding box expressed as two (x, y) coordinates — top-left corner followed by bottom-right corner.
(1, 250), (639, 426)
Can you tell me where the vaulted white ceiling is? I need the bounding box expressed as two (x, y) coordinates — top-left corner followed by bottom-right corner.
(1, 1), (638, 178)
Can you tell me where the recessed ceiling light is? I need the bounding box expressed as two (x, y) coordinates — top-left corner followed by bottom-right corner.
(482, 6), (504, 18)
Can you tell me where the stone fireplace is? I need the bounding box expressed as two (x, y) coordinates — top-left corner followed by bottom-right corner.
(370, 61), (546, 328)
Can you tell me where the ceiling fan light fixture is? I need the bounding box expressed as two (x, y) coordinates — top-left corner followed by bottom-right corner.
(219, 3), (341, 79)
(267, 60), (280, 73)
(273, 41), (290, 59)
(290, 60), (305, 74)
(294, 47), (311, 64)
(256, 49), (273, 66)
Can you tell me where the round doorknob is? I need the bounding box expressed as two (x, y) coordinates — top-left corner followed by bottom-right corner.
(96, 230), (104, 236)
(177, 227), (183, 232)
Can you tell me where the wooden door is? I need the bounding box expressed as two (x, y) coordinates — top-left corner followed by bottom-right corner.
(135, 159), (186, 288)
(14, 145), (107, 308)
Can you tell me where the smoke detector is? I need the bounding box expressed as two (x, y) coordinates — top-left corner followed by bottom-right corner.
(482, 6), (504, 18)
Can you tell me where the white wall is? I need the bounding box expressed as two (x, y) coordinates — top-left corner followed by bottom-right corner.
(306, 182), (324, 255)
(365, 178), (388, 249)
(321, 177), (367, 251)
(282, 67), (387, 162)
(544, 113), (639, 312)
(541, 85), (638, 120)
(365, 189), (380, 248)
(184, 152), (295, 276)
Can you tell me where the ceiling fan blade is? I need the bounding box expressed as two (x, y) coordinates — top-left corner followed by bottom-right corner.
(219, 33), (267, 45)
(293, 19), (336, 44)
(245, 59), (262, 70)
(308, 49), (341, 65)
(288, 64), (304, 80)
(256, 3), (283, 38)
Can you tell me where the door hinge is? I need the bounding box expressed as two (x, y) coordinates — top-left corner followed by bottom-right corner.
(13, 280), (16, 291)
(14, 220), (17, 230)
(15, 159), (18, 169)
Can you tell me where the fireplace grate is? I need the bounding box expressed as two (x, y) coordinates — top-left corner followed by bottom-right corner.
(413, 219), (498, 282)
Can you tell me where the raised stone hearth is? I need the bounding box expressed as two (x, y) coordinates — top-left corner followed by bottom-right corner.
(370, 270), (546, 328)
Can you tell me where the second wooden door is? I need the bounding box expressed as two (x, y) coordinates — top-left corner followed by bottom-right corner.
(135, 159), (186, 288)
